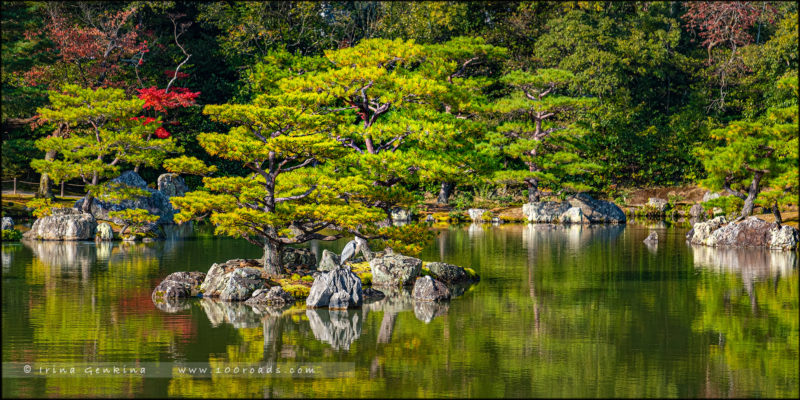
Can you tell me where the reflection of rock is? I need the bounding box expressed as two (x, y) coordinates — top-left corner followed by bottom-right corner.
(412, 276), (450, 301)
(23, 240), (97, 271)
(468, 223), (485, 238)
(644, 241), (658, 254)
(306, 267), (362, 308)
(161, 222), (194, 240)
(23, 208), (97, 240)
(413, 300), (449, 323)
(199, 298), (262, 328)
(522, 223), (625, 250)
(152, 271), (206, 302)
(306, 308), (362, 350)
(690, 216), (799, 250)
(363, 286), (414, 314)
(153, 297), (192, 313)
(362, 287), (385, 303)
(370, 253), (422, 286)
(691, 245), (797, 279)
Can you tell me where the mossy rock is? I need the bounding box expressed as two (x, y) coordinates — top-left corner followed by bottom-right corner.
(301, 275), (315, 282)
(357, 272), (372, 285)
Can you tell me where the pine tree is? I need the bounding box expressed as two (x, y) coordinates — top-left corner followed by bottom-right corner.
(485, 68), (600, 202)
(32, 84), (179, 213)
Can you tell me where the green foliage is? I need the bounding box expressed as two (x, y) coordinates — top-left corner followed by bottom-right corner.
(163, 156), (218, 176)
(2, 229), (23, 241)
(26, 198), (67, 218)
(108, 209), (159, 238)
(702, 196), (745, 217)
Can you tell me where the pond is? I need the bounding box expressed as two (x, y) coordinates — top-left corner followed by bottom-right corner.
(2, 223), (798, 398)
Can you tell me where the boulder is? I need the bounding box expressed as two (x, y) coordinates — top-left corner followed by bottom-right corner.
(702, 191), (721, 202)
(328, 291), (351, 310)
(712, 207), (724, 217)
(412, 276), (451, 302)
(643, 231), (658, 244)
(157, 173), (188, 198)
(281, 247), (315, 270)
(425, 214), (435, 223)
(426, 262), (474, 284)
(390, 207), (412, 223)
(647, 198), (669, 213)
(318, 249), (341, 272)
(200, 259), (266, 298)
(152, 271), (206, 302)
(689, 204), (705, 219)
(567, 193), (627, 224)
(370, 253), (422, 286)
(219, 267), (269, 301)
(245, 286), (295, 306)
(74, 170), (176, 225)
(96, 222), (114, 241)
(467, 208), (486, 222)
(691, 216), (799, 250)
(2, 217), (13, 231)
(522, 201), (570, 223)
(362, 287), (386, 303)
(770, 225), (800, 251)
(306, 268), (363, 308)
(559, 207), (588, 224)
(23, 208), (97, 240)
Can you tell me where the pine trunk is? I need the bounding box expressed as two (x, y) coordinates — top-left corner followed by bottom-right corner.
(36, 150), (57, 199)
(740, 172), (763, 219)
(263, 237), (283, 276)
(527, 180), (540, 203)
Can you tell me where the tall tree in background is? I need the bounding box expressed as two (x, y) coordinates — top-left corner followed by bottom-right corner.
(485, 68), (598, 202)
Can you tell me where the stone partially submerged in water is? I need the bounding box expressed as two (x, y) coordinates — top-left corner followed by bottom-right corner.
(23, 208), (97, 240)
(425, 262), (479, 284)
(689, 216), (799, 250)
(412, 276), (451, 302)
(152, 271), (207, 302)
(306, 267), (363, 308)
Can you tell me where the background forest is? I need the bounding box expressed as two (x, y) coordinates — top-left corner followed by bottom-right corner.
(2, 1), (798, 215)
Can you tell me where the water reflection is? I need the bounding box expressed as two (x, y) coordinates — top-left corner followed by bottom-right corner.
(306, 309), (362, 351)
(413, 301), (449, 323)
(522, 223), (625, 250)
(199, 298), (262, 328)
(690, 245), (798, 279)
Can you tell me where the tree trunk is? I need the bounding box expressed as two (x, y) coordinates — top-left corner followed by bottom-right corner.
(740, 172), (763, 218)
(263, 236), (283, 276)
(437, 181), (454, 205)
(772, 202), (782, 227)
(527, 179), (540, 203)
(36, 150), (57, 199)
(81, 192), (95, 214)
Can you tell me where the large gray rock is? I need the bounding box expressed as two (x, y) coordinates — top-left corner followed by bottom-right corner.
(522, 201), (570, 223)
(219, 267), (269, 301)
(328, 291), (351, 310)
(567, 193), (626, 223)
(370, 253), (423, 286)
(467, 208), (486, 222)
(157, 173), (188, 198)
(2, 217), (14, 231)
(702, 191), (721, 203)
(23, 208), (97, 240)
(689, 204), (705, 219)
(390, 207), (412, 223)
(281, 247), (315, 269)
(643, 231), (658, 244)
(426, 262), (474, 284)
(96, 222), (113, 241)
(74, 170), (177, 225)
(412, 276), (451, 302)
(152, 271), (206, 302)
(199, 259), (266, 299)
(647, 198), (669, 213)
(318, 249), (341, 272)
(690, 216), (799, 250)
(560, 207), (588, 224)
(245, 286), (295, 306)
(306, 268), (363, 308)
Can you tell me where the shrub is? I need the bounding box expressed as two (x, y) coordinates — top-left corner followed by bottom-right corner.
(2, 229), (22, 241)
(26, 198), (68, 218)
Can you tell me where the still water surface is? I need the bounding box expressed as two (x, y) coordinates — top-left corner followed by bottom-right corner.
(2, 223), (798, 398)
